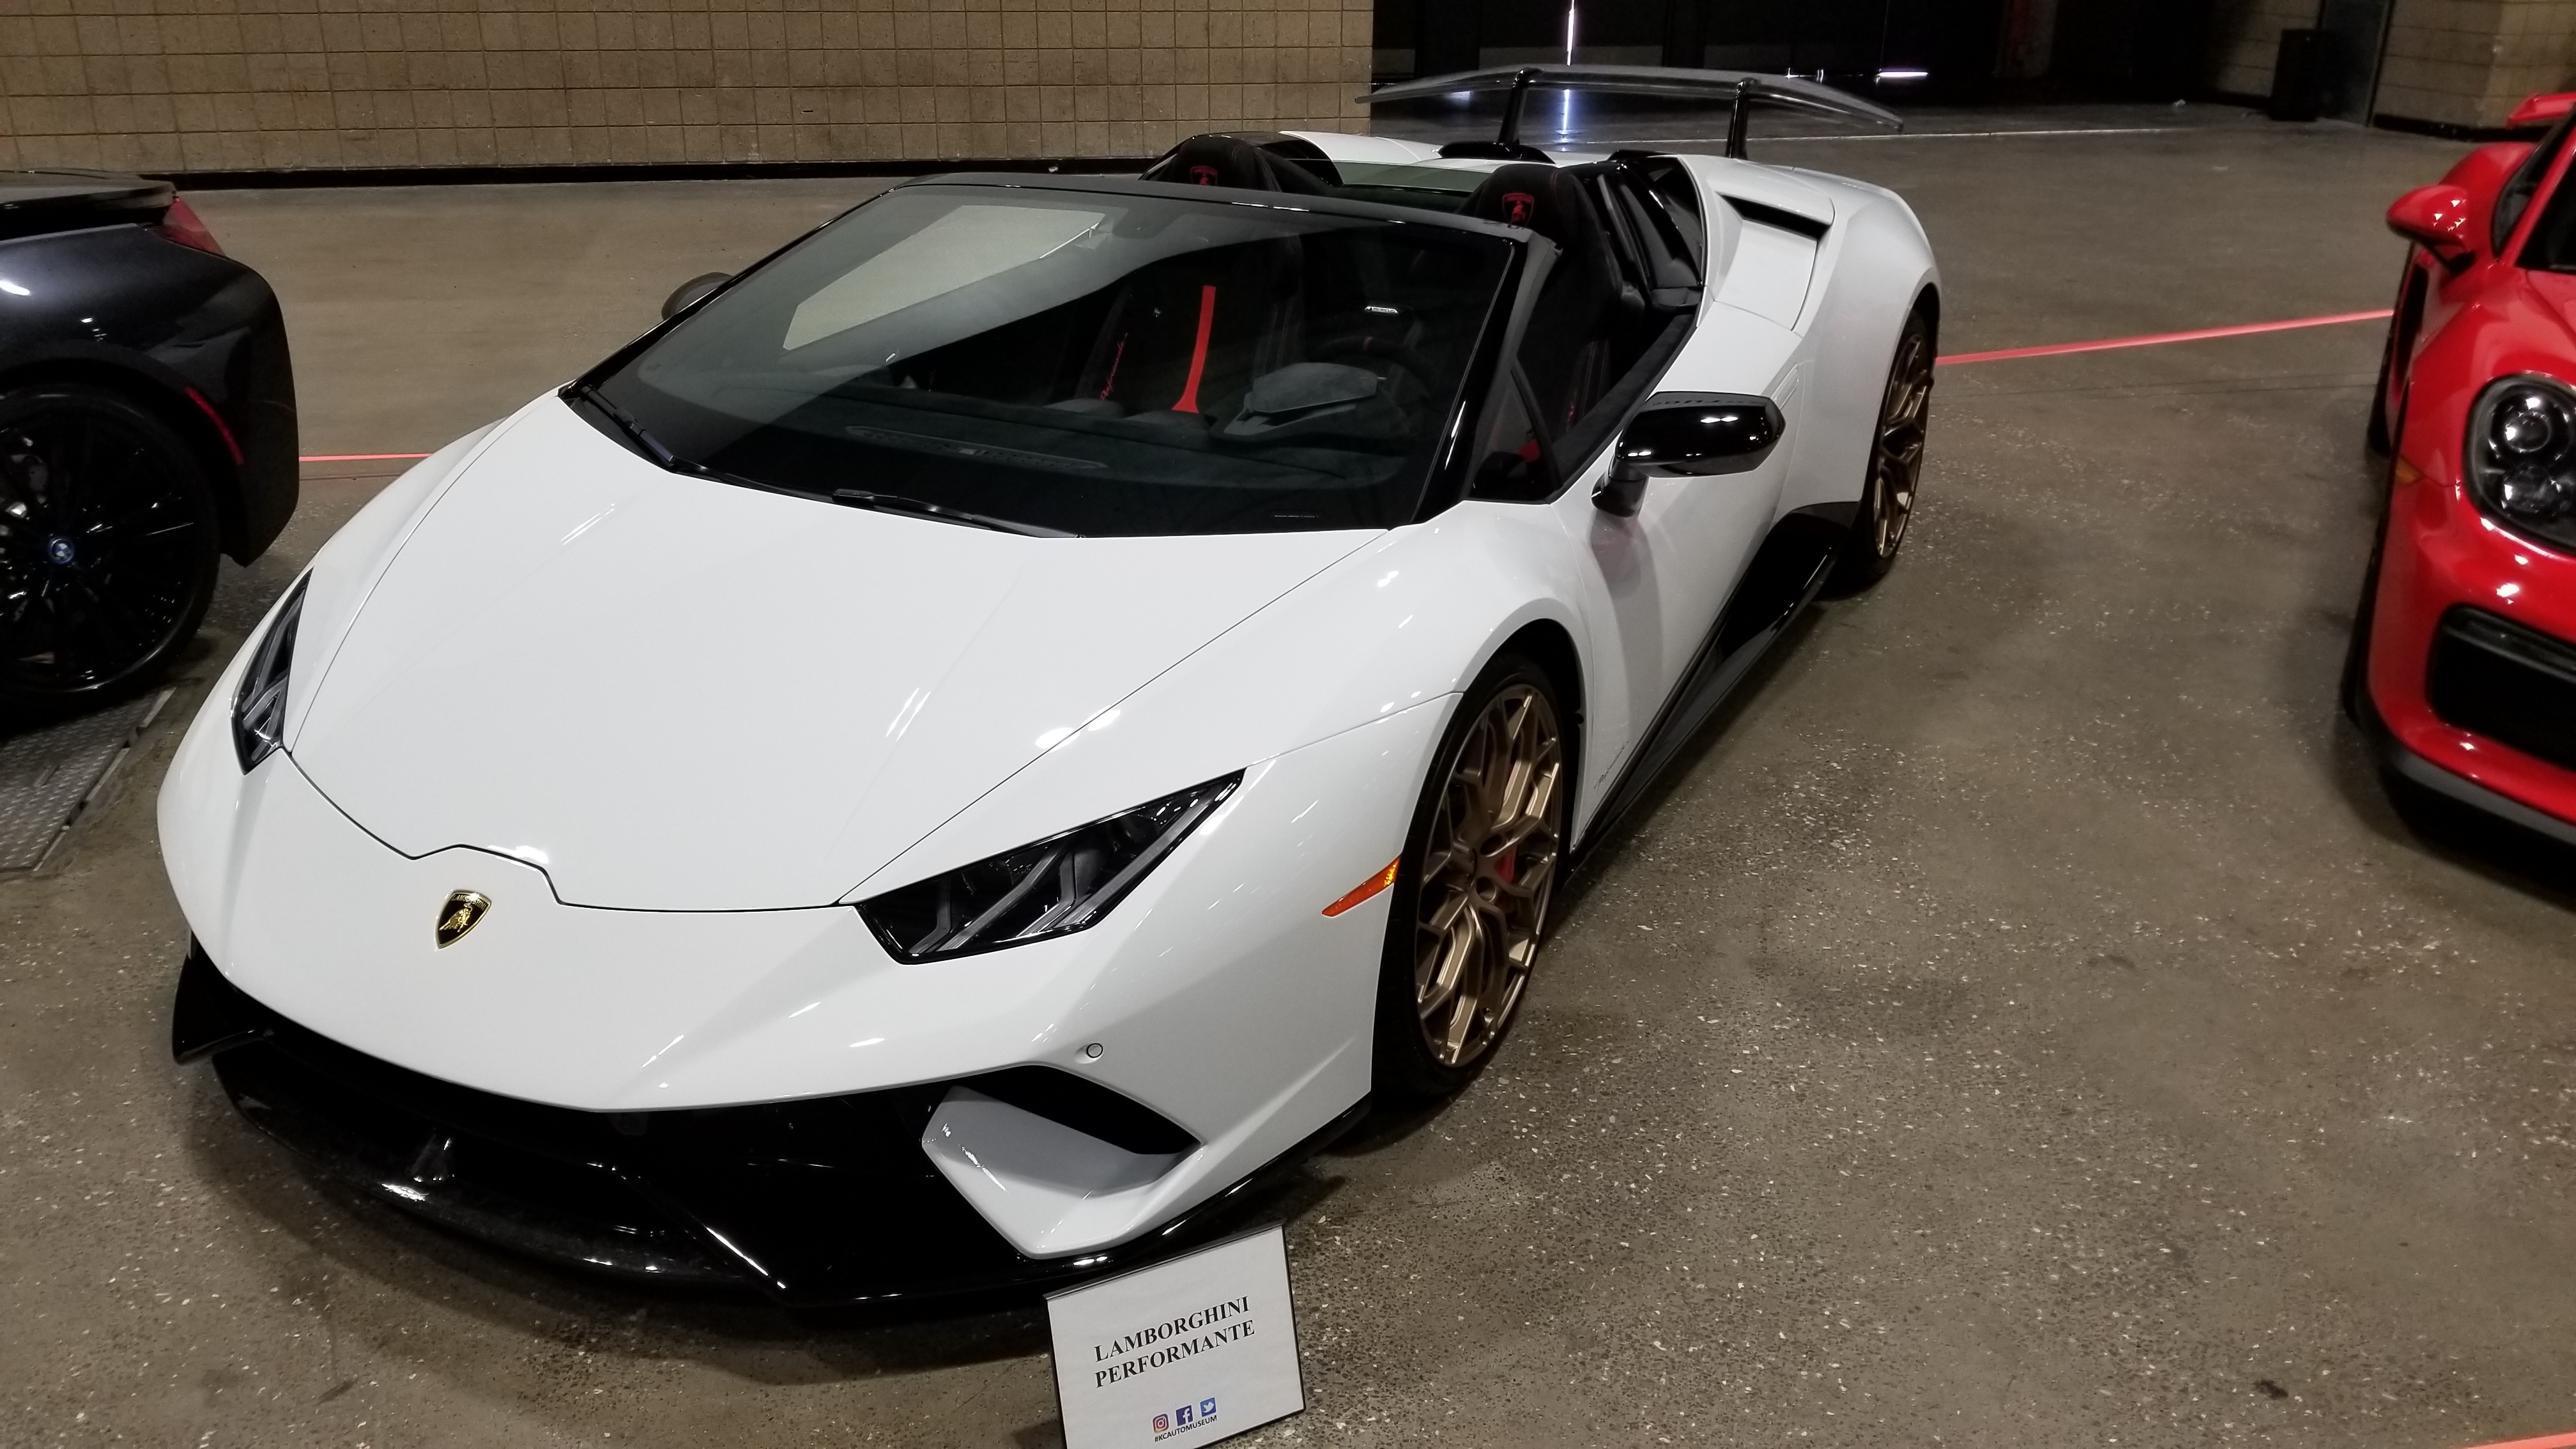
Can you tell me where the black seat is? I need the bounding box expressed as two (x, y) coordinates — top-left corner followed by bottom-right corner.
(1460, 164), (1644, 433)
(1142, 135), (1333, 197)
(1075, 140), (1343, 419)
(1069, 249), (1300, 419)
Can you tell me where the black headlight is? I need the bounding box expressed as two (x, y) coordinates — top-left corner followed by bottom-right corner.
(857, 772), (1241, 962)
(231, 576), (307, 772)
(2466, 374), (2576, 551)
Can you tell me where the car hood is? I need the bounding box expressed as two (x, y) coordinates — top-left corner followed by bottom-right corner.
(289, 398), (1375, 910)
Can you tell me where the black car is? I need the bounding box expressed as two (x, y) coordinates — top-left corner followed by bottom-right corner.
(0, 169), (297, 717)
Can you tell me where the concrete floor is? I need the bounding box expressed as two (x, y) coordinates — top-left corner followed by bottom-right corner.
(9, 105), (2573, 1448)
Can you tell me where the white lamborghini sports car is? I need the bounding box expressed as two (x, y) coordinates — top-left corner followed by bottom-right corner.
(160, 68), (1937, 1304)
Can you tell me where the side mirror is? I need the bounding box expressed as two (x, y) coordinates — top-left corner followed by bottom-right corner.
(1595, 394), (1785, 516)
(2386, 185), (2476, 270)
(661, 271), (732, 319)
(2508, 91), (2576, 130)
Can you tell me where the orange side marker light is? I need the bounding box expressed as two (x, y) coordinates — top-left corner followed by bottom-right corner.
(1322, 858), (1400, 917)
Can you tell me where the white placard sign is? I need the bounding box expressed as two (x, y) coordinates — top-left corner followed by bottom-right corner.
(1046, 1226), (1305, 1449)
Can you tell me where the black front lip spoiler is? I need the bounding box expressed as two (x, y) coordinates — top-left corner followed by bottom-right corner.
(173, 944), (1363, 1307)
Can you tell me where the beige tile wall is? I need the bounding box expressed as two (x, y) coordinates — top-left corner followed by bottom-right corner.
(2204, 0), (2320, 99)
(2375, 0), (2576, 128)
(0, 0), (1374, 174)
(2203, 0), (2575, 128)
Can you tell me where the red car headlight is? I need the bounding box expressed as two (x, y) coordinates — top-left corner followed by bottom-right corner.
(2467, 374), (2576, 549)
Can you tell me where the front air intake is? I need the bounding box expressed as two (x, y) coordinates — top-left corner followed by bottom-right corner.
(2426, 607), (2576, 772)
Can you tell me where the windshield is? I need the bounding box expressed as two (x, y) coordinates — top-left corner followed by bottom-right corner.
(1319, 160), (1496, 215)
(2519, 136), (2576, 273)
(587, 184), (1517, 536)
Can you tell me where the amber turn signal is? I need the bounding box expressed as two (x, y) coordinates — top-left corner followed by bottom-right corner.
(1322, 857), (1400, 917)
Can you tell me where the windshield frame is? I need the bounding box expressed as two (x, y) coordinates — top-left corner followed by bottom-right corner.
(567, 173), (1533, 535)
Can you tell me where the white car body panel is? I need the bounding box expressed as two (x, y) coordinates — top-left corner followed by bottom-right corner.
(176, 689), (1438, 1119)
(925, 1090), (1186, 1257)
(286, 398), (1372, 911)
(1712, 220), (1817, 328)
(158, 128), (1938, 1271)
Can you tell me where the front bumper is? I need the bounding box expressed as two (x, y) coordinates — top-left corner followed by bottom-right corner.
(176, 944), (1349, 1305)
(2365, 461), (2576, 834)
(2354, 674), (2576, 850)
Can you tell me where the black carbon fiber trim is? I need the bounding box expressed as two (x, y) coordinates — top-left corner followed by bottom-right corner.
(172, 944), (1315, 1305)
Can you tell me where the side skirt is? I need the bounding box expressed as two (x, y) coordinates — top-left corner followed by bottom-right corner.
(1574, 503), (1851, 860)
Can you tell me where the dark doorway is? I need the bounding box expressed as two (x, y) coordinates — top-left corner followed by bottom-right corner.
(2312, 0), (2395, 121)
(2050, 0), (2218, 99)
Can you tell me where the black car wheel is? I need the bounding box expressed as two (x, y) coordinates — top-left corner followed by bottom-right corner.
(2343, 406), (2405, 725)
(2340, 527), (2384, 726)
(2366, 334), (2394, 456)
(0, 384), (220, 716)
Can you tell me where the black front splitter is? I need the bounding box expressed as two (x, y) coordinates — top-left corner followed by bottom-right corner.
(174, 944), (1361, 1308)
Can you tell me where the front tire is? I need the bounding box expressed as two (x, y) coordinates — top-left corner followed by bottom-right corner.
(0, 383), (221, 717)
(1372, 654), (1568, 1102)
(2340, 528), (2384, 725)
(2366, 335), (2394, 455)
(1830, 307), (1934, 592)
(2343, 415), (2404, 724)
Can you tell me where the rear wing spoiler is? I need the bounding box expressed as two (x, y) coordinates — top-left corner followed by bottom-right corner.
(1360, 65), (1902, 162)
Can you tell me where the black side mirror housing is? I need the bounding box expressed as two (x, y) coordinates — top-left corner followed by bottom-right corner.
(661, 271), (733, 320)
(1595, 393), (1786, 516)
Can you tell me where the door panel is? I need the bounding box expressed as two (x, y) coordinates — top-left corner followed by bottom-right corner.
(1556, 386), (1790, 797)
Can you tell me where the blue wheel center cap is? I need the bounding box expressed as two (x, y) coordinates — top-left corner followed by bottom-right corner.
(44, 536), (75, 566)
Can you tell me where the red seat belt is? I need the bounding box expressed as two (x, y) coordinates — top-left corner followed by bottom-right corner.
(1172, 284), (1218, 414)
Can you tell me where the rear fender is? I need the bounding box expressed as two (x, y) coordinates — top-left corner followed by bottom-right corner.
(0, 348), (260, 558)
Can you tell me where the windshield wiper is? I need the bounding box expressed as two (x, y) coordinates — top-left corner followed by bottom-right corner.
(570, 381), (1071, 535)
(565, 379), (684, 470)
(569, 379), (801, 498)
(569, 380), (813, 499)
(830, 488), (1073, 538)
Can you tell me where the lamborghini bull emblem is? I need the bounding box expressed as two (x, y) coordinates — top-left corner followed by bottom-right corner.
(434, 890), (491, 948)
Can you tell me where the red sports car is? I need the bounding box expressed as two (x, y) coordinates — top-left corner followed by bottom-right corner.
(2354, 89), (2576, 845)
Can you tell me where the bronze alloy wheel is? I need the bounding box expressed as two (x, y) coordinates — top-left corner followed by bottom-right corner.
(1866, 318), (1933, 563)
(1411, 680), (1565, 1070)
